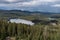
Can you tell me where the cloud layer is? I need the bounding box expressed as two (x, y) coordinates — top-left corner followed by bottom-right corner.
(0, 0), (60, 13)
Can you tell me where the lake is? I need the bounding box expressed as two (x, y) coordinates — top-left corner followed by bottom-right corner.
(9, 18), (35, 26)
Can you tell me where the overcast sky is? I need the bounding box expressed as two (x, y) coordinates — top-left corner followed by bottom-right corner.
(0, 0), (60, 13)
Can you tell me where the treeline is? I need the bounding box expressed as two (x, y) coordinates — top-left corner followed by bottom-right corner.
(0, 20), (60, 40)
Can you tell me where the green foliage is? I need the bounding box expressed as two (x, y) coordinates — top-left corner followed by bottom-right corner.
(0, 20), (60, 40)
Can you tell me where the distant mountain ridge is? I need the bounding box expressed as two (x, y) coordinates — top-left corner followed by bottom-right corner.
(0, 10), (59, 14)
(0, 10), (60, 21)
(0, 10), (60, 18)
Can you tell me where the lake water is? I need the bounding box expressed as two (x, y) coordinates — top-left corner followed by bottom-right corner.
(9, 19), (35, 26)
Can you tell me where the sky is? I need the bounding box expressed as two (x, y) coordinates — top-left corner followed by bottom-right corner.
(0, 0), (60, 13)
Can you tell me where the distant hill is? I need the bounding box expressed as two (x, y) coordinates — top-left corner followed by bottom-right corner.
(0, 10), (60, 19)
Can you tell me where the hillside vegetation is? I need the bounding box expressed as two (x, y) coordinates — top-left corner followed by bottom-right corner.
(0, 10), (60, 20)
(0, 20), (60, 40)
(0, 10), (60, 40)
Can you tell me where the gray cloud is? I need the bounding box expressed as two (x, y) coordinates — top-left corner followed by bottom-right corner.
(0, 0), (32, 3)
(0, 0), (60, 13)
